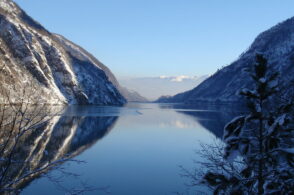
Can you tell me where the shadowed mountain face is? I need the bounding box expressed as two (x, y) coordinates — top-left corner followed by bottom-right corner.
(157, 17), (294, 104)
(0, 113), (118, 192)
(0, 0), (130, 105)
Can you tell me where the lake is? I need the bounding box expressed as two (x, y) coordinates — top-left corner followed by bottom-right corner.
(21, 103), (241, 195)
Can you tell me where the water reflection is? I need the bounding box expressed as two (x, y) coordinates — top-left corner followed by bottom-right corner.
(159, 103), (245, 138)
(0, 108), (119, 193)
(17, 103), (244, 195)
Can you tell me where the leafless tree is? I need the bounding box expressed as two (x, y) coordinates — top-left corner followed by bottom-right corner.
(180, 139), (247, 194)
(0, 80), (97, 194)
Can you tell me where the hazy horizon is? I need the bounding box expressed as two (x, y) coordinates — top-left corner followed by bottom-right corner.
(119, 75), (208, 100)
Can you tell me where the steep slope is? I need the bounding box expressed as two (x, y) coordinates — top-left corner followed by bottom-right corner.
(53, 34), (147, 102)
(158, 17), (294, 104)
(0, 0), (126, 105)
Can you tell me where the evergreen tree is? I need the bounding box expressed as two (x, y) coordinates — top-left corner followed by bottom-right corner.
(202, 54), (294, 194)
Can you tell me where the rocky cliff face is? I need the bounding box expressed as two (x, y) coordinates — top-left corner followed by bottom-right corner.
(0, 0), (127, 105)
(157, 17), (294, 104)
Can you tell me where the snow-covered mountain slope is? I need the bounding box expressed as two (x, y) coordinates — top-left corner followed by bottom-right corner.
(53, 34), (147, 103)
(0, 0), (127, 105)
(157, 17), (294, 104)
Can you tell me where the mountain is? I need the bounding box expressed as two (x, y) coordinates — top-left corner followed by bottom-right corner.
(119, 75), (208, 101)
(0, 0), (139, 105)
(53, 34), (147, 103)
(157, 17), (294, 104)
(118, 86), (148, 102)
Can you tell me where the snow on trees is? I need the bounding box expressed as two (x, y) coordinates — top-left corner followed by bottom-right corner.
(199, 54), (294, 194)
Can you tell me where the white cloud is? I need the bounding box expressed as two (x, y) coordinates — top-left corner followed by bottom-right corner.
(159, 75), (197, 82)
(171, 75), (191, 82)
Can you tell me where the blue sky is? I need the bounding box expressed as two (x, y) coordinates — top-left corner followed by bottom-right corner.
(15, 0), (294, 77)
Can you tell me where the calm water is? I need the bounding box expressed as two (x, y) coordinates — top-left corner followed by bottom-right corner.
(21, 103), (240, 195)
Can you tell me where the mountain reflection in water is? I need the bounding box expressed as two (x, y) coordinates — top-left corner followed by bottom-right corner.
(0, 105), (120, 193)
(160, 103), (245, 138)
(18, 103), (243, 195)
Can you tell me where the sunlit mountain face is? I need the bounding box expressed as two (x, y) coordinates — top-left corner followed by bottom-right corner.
(0, 0), (150, 105)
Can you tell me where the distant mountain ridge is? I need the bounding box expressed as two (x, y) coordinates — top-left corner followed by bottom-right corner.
(0, 0), (143, 104)
(119, 75), (208, 100)
(157, 17), (294, 104)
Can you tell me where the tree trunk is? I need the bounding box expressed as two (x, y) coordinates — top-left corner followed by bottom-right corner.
(258, 100), (264, 195)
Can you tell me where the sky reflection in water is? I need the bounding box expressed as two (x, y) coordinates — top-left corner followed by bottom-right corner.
(22, 103), (240, 195)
